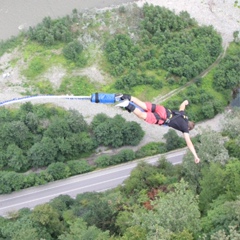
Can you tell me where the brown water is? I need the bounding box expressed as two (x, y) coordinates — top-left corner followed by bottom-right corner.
(0, 0), (135, 41)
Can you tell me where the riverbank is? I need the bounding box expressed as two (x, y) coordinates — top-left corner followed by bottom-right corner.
(0, 0), (134, 40)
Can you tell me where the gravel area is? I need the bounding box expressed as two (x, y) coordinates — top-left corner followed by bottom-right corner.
(0, 0), (239, 149)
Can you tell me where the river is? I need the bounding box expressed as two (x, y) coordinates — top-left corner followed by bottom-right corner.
(0, 0), (135, 41)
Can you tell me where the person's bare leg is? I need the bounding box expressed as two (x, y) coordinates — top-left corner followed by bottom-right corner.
(132, 107), (147, 120)
(130, 96), (147, 111)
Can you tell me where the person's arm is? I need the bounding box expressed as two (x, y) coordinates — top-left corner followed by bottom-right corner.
(183, 132), (200, 164)
(179, 100), (189, 111)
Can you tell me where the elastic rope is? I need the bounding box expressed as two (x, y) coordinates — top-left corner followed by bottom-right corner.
(0, 95), (91, 107)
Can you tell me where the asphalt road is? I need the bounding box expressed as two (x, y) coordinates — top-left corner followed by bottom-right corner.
(0, 148), (186, 217)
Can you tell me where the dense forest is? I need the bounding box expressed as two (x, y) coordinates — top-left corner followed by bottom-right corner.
(0, 103), (145, 193)
(0, 2), (240, 239)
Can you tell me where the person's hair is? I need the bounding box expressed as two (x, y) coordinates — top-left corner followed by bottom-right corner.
(188, 121), (195, 131)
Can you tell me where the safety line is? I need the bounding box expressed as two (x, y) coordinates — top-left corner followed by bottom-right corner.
(0, 95), (91, 107)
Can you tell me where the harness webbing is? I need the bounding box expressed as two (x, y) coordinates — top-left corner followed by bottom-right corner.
(151, 104), (172, 125)
(151, 104), (188, 125)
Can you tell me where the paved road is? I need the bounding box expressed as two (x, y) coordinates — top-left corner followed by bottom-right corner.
(0, 148), (186, 217)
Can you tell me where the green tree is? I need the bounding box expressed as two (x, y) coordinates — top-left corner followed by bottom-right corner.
(133, 180), (201, 236)
(201, 197), (240, 238)
(1, 215), (47, 240)
(201, 102), (215, 119)
(47, 162), (71, 180)
(199, 162), (226, 214)
(49, 194), (74, 216)
(44, 116), (71, 139)
(222, 109), (240, 139)
(121, 161), (166, 196)
(65, 109), (88, 133)
(91, 113), (110, 130)
(68, 132), (94, 157)
(94, 155), (112, 168)
(27, 136), (57, 167)
(24, 112), (40, 133)
(122, 121), (144, 146)
(163, 129), (185, 151)
(54, 137), (72, 162)
(105, 34), (139, 68)
(0, 121), (33, 150)
(196, 129), (229, 164)
(72, 192), (116, 232)
(0, 171), (25, 193)
(93, 115), (125, 148)
(6, 144), (28, 171)
(225, 138), (240, 159)
(213, 52), (240, 91)
(62, 40), (83, 62)
(58, 218), (110, 240)
(31, 203), (64, 237)
(224, 160), (240, 200)
(67, 159), (94, 175)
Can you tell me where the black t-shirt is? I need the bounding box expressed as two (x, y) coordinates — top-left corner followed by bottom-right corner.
(168, 111), (189, 133)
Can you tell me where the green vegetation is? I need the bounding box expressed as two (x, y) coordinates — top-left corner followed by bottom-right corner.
(0, 103), (144, 193)
(1, 108), (240, 239)
(0, 3), (240, 239)
(2, 4), (239, 122)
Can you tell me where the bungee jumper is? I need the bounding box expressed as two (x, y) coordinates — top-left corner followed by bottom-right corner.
(0, 92), (200, 163)
(115, 94), (200, 164)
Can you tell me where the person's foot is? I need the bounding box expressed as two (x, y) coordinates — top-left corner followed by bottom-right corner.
(115, 99), (130, 108)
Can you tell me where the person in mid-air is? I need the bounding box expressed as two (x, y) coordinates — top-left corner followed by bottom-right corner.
(116, 94), (200, 164)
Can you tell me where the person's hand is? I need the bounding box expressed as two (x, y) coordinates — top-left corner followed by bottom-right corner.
(195, 157), (200, 164)
(184, 100), (189, 106)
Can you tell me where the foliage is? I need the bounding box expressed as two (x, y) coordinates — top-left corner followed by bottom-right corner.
(58, 75), (95, 95)
(182, 129), (229, 194)
(72, 192), (117, 233)
(199, 163), (226, 214)
(95, 149), (135, 168)
(92, 114), (144, 148)
(222, 108), (240, 139)
(135, 141), (166, 158)
(47, 162), (71, 180)
(28, 16), (74, 45)
(62, 40), (83, 62)
(132, 180), (201, 237)
(213, 43), (240, 91)
(66, 159), (95, 175)
(160, 26), (222, 79)
(197, 129), (229, 165)
(0, 35), (22, 57)
(58, 218), (110, 240)
(1, 4), (240, 239)
(31, 203), (65, 237)
(120, 161), (167, 197)
(201, 197), (240, 238)
(105, 34), (140, 75)
(0, 102), (143, 193)
(163, 129), (186, 151)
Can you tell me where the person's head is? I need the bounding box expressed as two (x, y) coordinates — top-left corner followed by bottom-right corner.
(188, 121), (195, 131)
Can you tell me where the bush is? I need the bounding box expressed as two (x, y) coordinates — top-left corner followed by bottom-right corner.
(94, 155), (112, 168)
(62, 40), (83, 62)
(47, 162), (71, 180)
(136, 142), (166, 158)
(67, 160), (95, 175)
